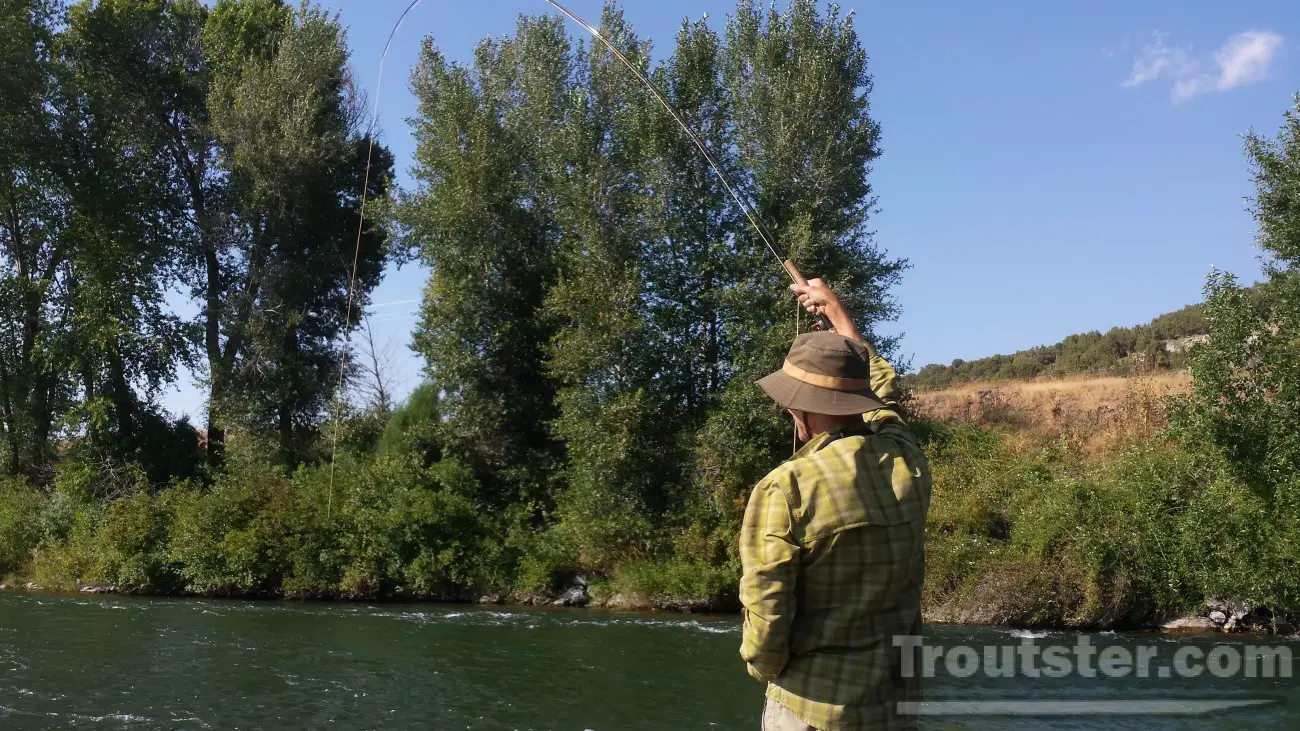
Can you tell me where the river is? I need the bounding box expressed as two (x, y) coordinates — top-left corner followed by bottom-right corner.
(0, 592), (1295, 729)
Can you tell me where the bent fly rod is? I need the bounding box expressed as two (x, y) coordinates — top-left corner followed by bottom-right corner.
(544, 0), (833, 332)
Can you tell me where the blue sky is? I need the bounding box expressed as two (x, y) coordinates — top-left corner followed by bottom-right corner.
(164, 0), (1298, 417)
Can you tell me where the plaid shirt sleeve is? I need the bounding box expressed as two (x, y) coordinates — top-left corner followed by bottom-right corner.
(738, 478), (800, 682)
(862, 339), (900, 405)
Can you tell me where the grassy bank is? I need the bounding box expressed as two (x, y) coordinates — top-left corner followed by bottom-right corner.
(2, 375), (1296, 632)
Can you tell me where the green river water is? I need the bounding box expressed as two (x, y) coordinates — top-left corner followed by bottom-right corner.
(1, 592), (1296, 729)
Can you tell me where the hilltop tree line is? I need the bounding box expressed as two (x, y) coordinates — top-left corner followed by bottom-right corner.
(907, 302), (1212, 390)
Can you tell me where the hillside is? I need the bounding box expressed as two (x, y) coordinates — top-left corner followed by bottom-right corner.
(911, 370), (1191, 457)
(904, 303), (1209, 391)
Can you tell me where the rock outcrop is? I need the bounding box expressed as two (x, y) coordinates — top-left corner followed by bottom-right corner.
(1159, 599), (1291, 634)
(551, 575), (590, 607)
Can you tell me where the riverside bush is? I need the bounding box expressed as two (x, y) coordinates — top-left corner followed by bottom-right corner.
(602, 557), (737, 606)
(1, 413), (1297, 627)
(0, 477), (42, 578)
(919, 418), (1300, 628)
(87, 488), (178, 591)
(1, 450), (523, 598)
(166, 468), (308, 595)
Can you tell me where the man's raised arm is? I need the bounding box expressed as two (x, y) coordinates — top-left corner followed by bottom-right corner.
(788, 278), (900, 405)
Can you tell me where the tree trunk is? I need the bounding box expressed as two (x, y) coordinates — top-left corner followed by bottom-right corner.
(29, 374), (51, 477)
(172, 135), (227, 470)
(109, 351), (133, 445)
(206, 374), (225, 470)
(278, 401), (293, 467)
(0, 361), (17, 478)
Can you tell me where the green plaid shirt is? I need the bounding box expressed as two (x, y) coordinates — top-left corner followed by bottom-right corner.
(739, 346), (931, 730)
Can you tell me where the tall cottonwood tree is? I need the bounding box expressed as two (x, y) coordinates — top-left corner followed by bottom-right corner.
(643, 18), (738, 415)
(541, 6), (677, 568)
(61, 0), (198, 476)
(205, 0), (393, 465)
(0, 0), (74, 476)
(402, 17), (570, 508)
(1170, 95), (1300, 493)
(693, 0), (905, 529)
(67, 0), (231, 467)
(0, 0), (394, 476)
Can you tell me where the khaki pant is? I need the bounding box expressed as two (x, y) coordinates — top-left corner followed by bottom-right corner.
(760, 697), (920, 731)
(761, 698), (817, 731)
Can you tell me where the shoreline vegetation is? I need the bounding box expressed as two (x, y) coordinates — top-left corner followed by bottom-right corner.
(4, 0), (1300, 640)
(0, 370), (1295, 636)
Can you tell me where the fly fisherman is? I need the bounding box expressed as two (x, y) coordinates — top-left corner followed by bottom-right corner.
(740, 277), (932, 731)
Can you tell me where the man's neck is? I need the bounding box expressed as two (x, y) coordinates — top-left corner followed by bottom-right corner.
(805, 413), (865, 438)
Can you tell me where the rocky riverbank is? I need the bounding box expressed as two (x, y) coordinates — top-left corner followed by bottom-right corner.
(3, 578), (1293, 636)
(1157, 599), (1296, 635)
(0, 575), (736, 614)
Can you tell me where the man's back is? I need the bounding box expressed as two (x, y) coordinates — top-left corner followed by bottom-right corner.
(739, 415), (932, 730)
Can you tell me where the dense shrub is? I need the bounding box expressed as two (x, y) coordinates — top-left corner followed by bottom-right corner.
(0, 478), (42, 578)
(0, 447), (518, 598)
(377, 382), (440, 461)
(1, 412), (1298, 627)
(87, 488), (178, 591)
(920, 418), (1300, 628)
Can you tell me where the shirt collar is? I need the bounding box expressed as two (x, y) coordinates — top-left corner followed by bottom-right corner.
(788, 421), (872, 461)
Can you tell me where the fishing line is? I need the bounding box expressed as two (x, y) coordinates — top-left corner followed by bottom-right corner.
(327, 0), (426, 521)
(793, 296), (799, 457)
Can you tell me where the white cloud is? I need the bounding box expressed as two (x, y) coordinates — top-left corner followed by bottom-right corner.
(1214, 31), (1284, 88)
(1123, 33), (1197, 87)
(1122, 30), (1284, 102)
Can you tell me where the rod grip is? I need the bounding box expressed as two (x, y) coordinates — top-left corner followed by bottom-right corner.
(782, 259), (808, 286)
(783, 259), (834, 332)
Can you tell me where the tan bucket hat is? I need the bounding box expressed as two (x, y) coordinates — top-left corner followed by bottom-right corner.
(755, 331), (887, 416)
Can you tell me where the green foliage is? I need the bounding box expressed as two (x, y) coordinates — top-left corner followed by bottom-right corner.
(921, 421), (1300, 627)
(1, 417), (1294, 626)
(1, 0), (395, 477)
(400, 0), (906, 584)
(7, 0), (1293, 631)
(1155, 97), (1300, 616)
(908, 302), (1211, 390)
(4, 0), (913, 601)
(0, 477), (43, 577)
(0, 452), (516, 597)
(377, 382), (441, 460)
(165, 469), (301, 594)
(205, 1), (395, 466)
(601, 557), (737, 605)
(401, 15), (568, 514)
(0, 0), (74, 476)
(85, 488), (178, 591)
(1167, 96), (1300, 496)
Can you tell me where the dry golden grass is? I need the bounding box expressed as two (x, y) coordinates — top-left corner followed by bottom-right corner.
(912, 370), (1192, 457)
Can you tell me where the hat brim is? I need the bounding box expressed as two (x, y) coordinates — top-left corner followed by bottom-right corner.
(755, 370), (887, 416)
